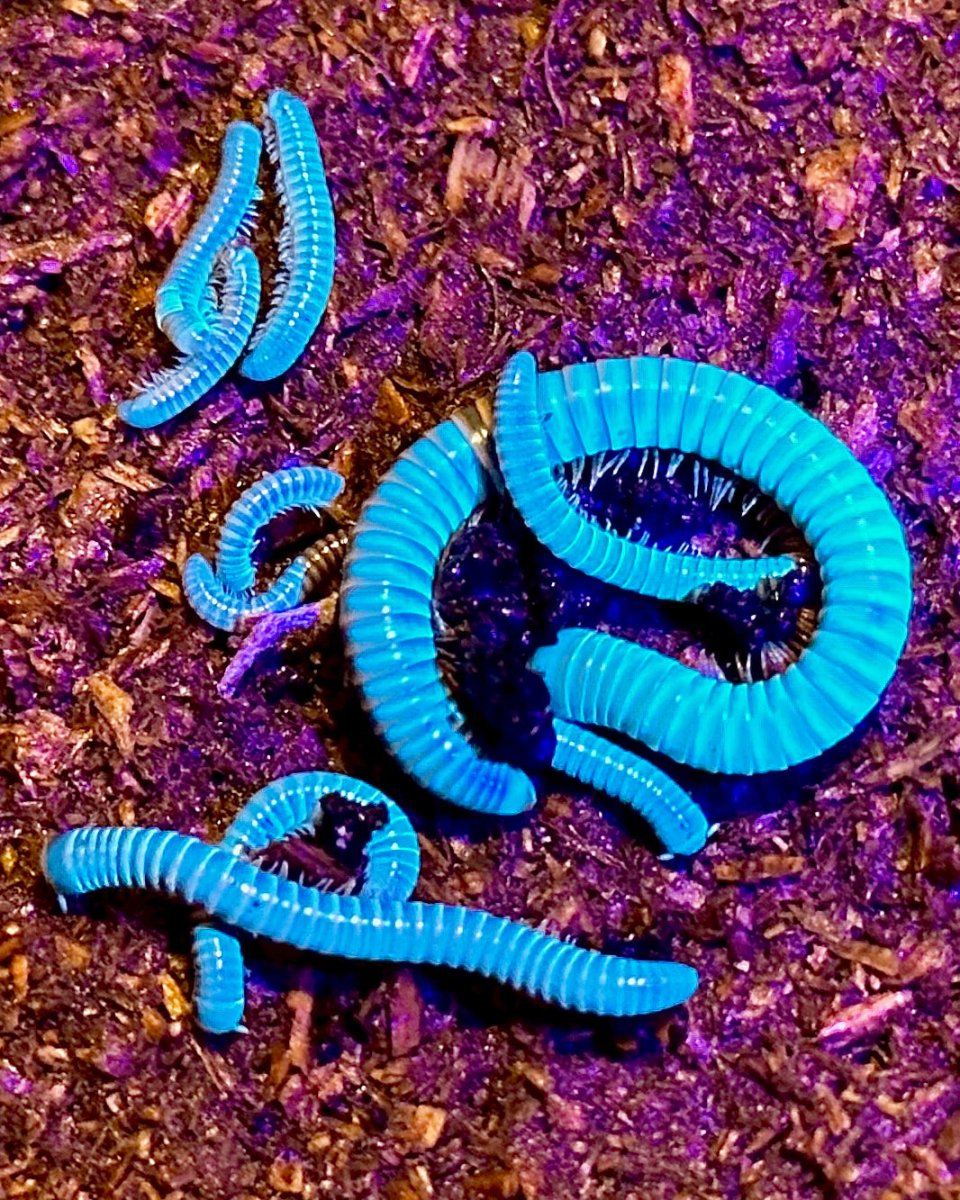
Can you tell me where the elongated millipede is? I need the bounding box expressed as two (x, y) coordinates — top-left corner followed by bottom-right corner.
(44, 823), (697, 1019)
(119, 244), (261, 430)
(154, 120), (262, 356)
(239, 91), (336, 381)
(551, 718), (707, 855)
(492, 351), (910, 775)
(193, 771), (420, 1033)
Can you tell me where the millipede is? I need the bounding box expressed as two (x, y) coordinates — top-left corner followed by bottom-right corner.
(494, 351), (911, 775)
(192, 771), (420, 1034)
(182, 464), (344, 632)
(154, 120), (262, 357)
(239, 90), (336, 381)
(43, 804), (698, 1022)
(118, 244), (261, 430)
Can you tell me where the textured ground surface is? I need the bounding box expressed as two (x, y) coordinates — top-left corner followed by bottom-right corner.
(2, 2), (960, 1198)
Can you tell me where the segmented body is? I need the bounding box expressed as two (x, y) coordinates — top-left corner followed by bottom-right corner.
(182, 553), (309, 632)
(43, 824), (697, 1018)
(551, 718), (706, 855)
(239, 91), (335, 381)
(301, 527), (351, 598)
(194, 771), (420, 1033)
(493, 352), (911, 775)
(340, 415), (537, 817)
(183, 465), (344, 632)
(215, 466), (344, 594)
(119, 245), (261, 429)
(340, 413), (709, 851)
(496, 353), (799, 598)
(155, 121), (262, 355)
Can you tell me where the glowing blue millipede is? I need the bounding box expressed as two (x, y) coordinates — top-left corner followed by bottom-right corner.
(182, 465), (343, 632)
(42, 775), (698, 1029)
(121, 90), (335, 430)
(342, 350), (910, 846)
(154, 120), (263, 356)
(191, 771), (420, 1034)
(239, 90), (336, 382)
(118, 245), (262, 429)
(494, 352), (912, 775)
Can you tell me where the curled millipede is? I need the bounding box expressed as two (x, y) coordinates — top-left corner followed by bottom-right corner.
(341, 415), (535, 816)
(183, 465), (343, 632)
(191, 771), (420, 1033)
(495, 352), (911, 775)
(119, 244), (261, 430)
(214, 465), (344, 594)
(495, 353), (799, 599)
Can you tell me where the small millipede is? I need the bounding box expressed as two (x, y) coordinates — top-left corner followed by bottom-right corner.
(119, 244), (261, 429)
(193, 771), (420, 1033)
(182, 552), (309, 633)
(154, 120), (262, 356)
(340, 408), (709, 852)
(43, 812), (697, 1023)
(239, 90), (336, 382)
(183, 465), (343, 632)
(493, 352), (911, 775)
(214, 465), (344, 594)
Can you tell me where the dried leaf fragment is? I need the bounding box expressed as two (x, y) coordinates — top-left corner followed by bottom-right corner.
(86, 671), (135, 758)
(658, 53), (695, 156)
(10, 953), (28, 1001)
(803, 141), (881, 241)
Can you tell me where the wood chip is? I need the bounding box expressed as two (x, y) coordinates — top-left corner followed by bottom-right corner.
(286, 984), (314, 1072)
(658, 53), (695, 155)
(392, 1104), (447, 1151)
(10, 953), (28, 1001)
(375, 378), (411, 426)
(99, 461), (163, 493)
(267, 1158), (304, 1194)
(159, 972), (190, 1021)
(587, 26), (607, 61)
(818, 990), (911, 1047)
(714, 855), (805, 883)
(141, 1007), (168, 1042)
(86, 672), (135, 758)
(144, 184), (194, 242)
